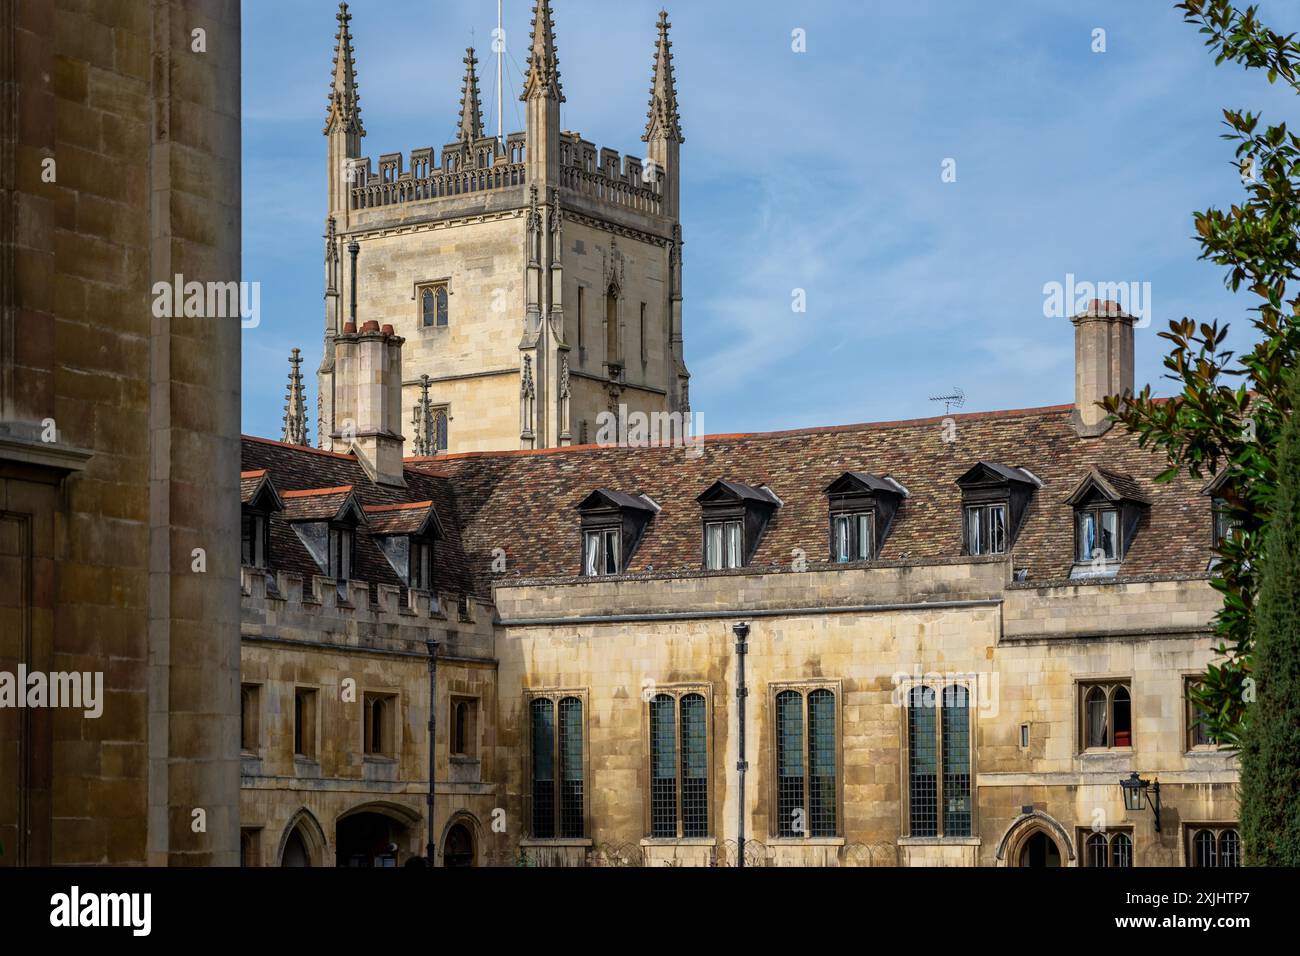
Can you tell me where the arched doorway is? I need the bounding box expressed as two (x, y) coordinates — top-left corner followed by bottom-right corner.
(443, 823), (475, 867)
(282, 828), (310, 867)
(337, 812), (411, 868)
(278, 809), (327, 868)
(1019, 830), (1063, 867)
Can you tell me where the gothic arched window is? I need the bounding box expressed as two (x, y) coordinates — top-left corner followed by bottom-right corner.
(420, 285), (450, 328)
(422, 288), (435, 327)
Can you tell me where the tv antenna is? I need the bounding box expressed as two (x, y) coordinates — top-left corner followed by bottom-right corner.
(930, 387), (966, 416)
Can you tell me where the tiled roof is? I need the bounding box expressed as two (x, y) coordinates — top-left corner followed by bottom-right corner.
(240, 438), (474, 596)
(243, 403), (1215, 599)
(410, 404), (1213, 594)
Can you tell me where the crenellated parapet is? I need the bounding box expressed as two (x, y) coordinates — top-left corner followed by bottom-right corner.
(348, 134), (528, 211)
(240, 567), (495, 660)
(559, 132), (664, 216)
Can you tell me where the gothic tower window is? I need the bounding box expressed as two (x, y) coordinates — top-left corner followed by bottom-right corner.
(419, 283), (450, 328)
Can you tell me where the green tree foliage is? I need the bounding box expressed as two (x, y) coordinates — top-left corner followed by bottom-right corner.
(1106, 0), (1300, 748)
(1239, 373), (1300, 863)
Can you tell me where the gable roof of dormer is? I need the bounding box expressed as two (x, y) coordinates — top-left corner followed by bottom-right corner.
(241, 469), (285, 513)
(1064, 468), (1151, 507)
(697, 479), (781, 508)
(577, 488), (659, 514)
(281, 486), (368, 525)
(824, 471), (910, 498)
(956, 461), (1042, 489)
(363, 501), (444, 538)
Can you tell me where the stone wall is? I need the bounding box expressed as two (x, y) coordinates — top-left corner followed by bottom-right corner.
(0, 0), (241, 867)
(490, 561), (1237, 866)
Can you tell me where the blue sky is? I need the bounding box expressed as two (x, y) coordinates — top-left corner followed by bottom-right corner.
(241, 0), (1296, 441)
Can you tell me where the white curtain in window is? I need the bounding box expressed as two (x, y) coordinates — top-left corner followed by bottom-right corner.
(583, 532), (600, 577)
(706, 523), (724, 571)
(725, 521), (742, 569)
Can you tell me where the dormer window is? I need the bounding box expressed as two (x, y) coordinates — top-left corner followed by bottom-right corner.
(824, 472), (908, 563)
(1065, 469), (1150, 578)
(240, 470), (284, 571)
(282, 486), (368, 589)
(697, 481), (781, 571)
(364, 502), (445, 592)
(576, 489), (658, 578)
(1202, 472), (1238, 555)
(956, 463), (1040, 557)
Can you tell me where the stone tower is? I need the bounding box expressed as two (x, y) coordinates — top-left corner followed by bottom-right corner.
(316, 0), (691, 455)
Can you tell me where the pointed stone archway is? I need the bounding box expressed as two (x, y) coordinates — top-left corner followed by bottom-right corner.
(996, 811), (1076, 867)
(277, 808), (329, 868)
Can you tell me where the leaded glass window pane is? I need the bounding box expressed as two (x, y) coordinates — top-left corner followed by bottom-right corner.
(1087, 832), (1109, 867)
(1193, 829), (1215, 867)
(650, 694), (677, 838)
(1219, 829), (1240, 867)
(530, 699), (555, 838)
(1111, 832), (1133, 868)
(776, 691), (804, 837)
(908, 686), (938, 837)
(422, 289), (436, 327)
(436, 286), (449, 327)
(808, 689), (836, 837)
(680, 694), (708, 838)
(941, 684), (971, 837)
(558, 697), (584, 838)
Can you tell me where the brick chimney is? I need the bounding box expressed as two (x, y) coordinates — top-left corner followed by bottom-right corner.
(333, 320), (407, 487)
(1071, 299), (1135, 438)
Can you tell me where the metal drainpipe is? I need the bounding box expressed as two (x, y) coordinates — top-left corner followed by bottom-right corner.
(733, 622), (750, 869)
(426, 638), (440, 865)
(348, 239), (360, 325)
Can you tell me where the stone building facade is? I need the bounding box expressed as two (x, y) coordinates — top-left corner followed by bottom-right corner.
(0, 0), (242, 865)
(236, 1), (1239, 870)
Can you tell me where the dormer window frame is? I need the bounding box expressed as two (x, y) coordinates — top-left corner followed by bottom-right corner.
(1202, 472), (1239, 555)
(240, 472), (283, 571)
(956, 463), (1040, 558)
(241, 511), (271, 569)
(824, 473), (907, 564)
(576, 489), (658, 578)
(329, 521), (356, 583)
(409, 535), (435, 592)
(1064, 470), (1150, 577)
(697, 481), (781, 572)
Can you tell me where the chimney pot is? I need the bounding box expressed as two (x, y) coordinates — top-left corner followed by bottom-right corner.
(342, 321), (357, 334)
(362, 320), (380, 333)
(381, 324), (395, 336)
